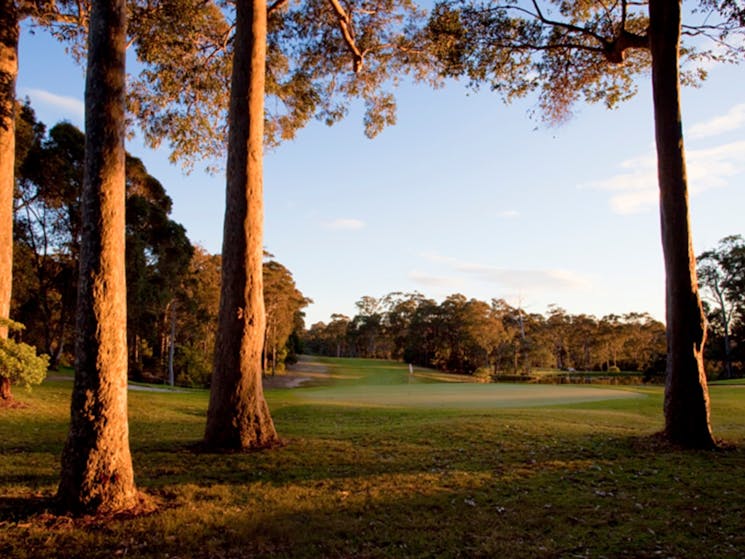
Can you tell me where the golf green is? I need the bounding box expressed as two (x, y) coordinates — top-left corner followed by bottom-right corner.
(300, 382), (644, 409)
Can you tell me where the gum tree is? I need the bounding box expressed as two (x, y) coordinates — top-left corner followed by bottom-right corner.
(57, 0), (139, 513)
(129, 0), (433, 451)
(0, 1), (85, 347)
(697, 234), (745, 379)
(427, 0), (744, 449)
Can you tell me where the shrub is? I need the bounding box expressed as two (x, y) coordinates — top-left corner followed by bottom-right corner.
(1, 319), (49, 399)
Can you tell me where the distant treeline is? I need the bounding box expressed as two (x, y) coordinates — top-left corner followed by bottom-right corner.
(302, 293), (668, 378)
(304, 234), (745, 380)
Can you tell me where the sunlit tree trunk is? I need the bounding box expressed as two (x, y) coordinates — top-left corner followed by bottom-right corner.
(203, 0), (279, 450)
(0, 1), (18, 403)
(57, 0), (139, 512)
(0, 0), (18, 345)
(649, 0), (715, 449)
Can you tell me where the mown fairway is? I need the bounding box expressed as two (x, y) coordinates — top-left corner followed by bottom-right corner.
(1, 358), (744, 558)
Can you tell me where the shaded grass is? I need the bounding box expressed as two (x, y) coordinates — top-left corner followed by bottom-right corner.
(1, 360), (744, 558)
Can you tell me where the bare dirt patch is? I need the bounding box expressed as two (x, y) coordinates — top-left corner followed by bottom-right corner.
(262, 356), (330, 389)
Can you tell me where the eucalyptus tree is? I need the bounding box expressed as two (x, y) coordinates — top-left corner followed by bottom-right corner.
(0, 1), (85, 345)
(427, 0), (744, 448)
(13, 117), (83, 368)
(56, 0), (139, 513)
(698, 235), (745, 378)
(263, 259), (308, 373)
(131, 0), (432, 451)
(125, 155), (193, 379)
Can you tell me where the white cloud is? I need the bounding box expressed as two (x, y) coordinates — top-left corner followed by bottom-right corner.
(22, 88), (84, 122)
(455, 262), (591, 291)
(582, 140), (745, 214)
(321, 218), (365, 231)
(408, 271), (465, 290)
(413, 252), (591, 293)
(688, 104), (745, 140)
(420, 251), (458, 265)
(497, 209), (520, 219)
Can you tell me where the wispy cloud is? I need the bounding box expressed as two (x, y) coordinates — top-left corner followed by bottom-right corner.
(413, 252), (590, 293)
(583, 103), (745, 214)
(497, 209), (520, 219)
(408, 271), (465, 290)
(688, 103), (745, 139)
(321, 218), (366, 231)
(583, 140), (745, 214)
(455, 262), (591, 291)
(22, 88), (84, 122)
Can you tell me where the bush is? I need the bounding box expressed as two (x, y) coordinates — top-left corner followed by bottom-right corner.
(472, 367), (493, 383)
(1, 319), (49, 397)
(608, 365), (621, 373)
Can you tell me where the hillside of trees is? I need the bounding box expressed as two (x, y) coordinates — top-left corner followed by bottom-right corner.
(12, 103), (308, 386)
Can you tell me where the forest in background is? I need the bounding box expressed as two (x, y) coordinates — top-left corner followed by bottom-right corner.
(12, 102), (308, 386)
(13, 102), (745, 386)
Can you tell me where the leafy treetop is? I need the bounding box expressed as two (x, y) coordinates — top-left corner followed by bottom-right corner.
(426, 0), (745, 123)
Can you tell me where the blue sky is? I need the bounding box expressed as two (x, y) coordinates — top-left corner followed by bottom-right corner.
(17, 24), (745, 326)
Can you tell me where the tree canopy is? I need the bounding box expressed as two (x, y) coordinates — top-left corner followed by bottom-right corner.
(129, 0), (436, 168)
(426, 0), (745, 123)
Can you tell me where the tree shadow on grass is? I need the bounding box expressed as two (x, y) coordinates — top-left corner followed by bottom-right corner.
(0, 495), (55, 523)
(5, 449), (744, 559)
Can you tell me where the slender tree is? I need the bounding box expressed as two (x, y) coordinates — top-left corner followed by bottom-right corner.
(0, 0), (18, 343)
(698, 235), (745, 379)
(57, 0), (139, 512)
(203, 0), (278, 450)
(1, 1), (85, 343)
(263, 259), (308, 373)
(427, 0), (744, 448)
(200, 0), (431, 451)
(650, 0), (713, 448)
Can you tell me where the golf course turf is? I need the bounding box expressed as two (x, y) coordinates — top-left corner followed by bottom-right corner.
(1, 357), (743, 558)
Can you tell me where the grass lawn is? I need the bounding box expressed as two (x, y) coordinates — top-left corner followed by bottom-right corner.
(1, 357), (744, 558)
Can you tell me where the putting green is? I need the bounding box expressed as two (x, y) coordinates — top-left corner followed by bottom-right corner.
(300, 382), (644, 409)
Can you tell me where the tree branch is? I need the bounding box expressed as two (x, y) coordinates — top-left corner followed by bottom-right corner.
(529, 0), (608, 45)
(268, 0), (289, 15)
(326, 0), (364, 73)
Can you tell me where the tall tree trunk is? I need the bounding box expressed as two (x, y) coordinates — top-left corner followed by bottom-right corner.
(0, 0), (18, 343)
(203, 0), (279, 451)
(57, 0), (139, 513)
(649, 0), (715, 449)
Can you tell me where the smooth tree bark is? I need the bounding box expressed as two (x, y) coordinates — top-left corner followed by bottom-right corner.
(0, 0), (18, 344)
(203, 0), (279, 450)
(57, 0), (139, 512)
(649, 0), (715, 449)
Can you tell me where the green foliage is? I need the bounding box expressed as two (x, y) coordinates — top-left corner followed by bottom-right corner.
(173, 344), (213, 387)
(426, 1), (745, 123)
(14, 105), (199, 380)
(698, 234), (745, 378)
(305, 293), (666, 378)
(0, 319), (49, 389)
(13, 104), (81, 367)
(173, 247), (221, 386)
(263, 259), (310, 374)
